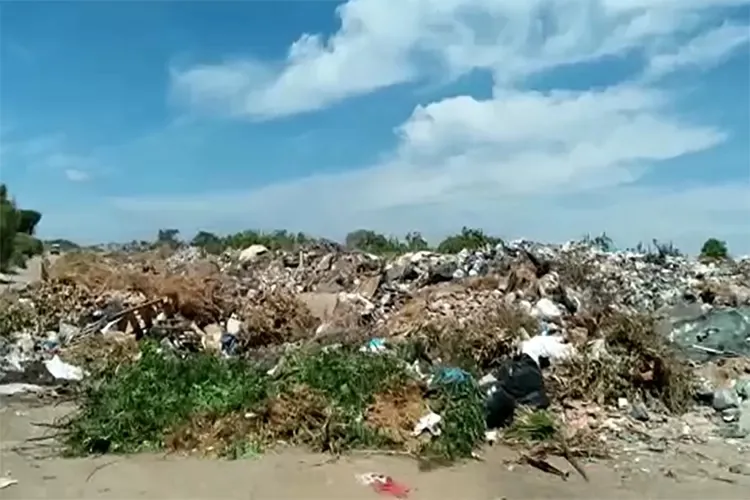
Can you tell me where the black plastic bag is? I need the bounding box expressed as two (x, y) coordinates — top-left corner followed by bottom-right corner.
(482, 354), (549, 429)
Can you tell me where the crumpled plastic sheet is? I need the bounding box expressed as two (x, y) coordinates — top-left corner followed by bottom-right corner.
(669, 306), (750, 360)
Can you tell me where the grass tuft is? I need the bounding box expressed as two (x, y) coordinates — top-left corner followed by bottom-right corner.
(60, 344), (486, 463)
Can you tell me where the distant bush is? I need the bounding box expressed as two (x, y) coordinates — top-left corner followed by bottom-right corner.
(437, 227), (502, 254)
(700, 238), (728, 260)
(581, 232), (614, 252)
(0, 184), (43, 272)
(45, 239), (80, 252)
(345, 229), (405, 255)
(14, 233), (44, 258)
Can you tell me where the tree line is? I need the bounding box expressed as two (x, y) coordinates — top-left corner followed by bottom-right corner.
(0, 184), (44, 272)
(0, 181), (733, 271)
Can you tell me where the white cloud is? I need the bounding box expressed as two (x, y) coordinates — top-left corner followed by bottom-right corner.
(170, 0), (748, 119)
(64, 168), (90, 182)
(117, 0), (749, 253)
(644, 22), (750, 80)
(112, 79), (745, 252)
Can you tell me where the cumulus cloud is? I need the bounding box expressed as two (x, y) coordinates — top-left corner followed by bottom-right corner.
(170, 0), (748, 119)
(118, 0), (750, 252)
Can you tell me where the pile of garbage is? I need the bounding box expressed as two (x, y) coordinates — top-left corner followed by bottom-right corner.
(2, 239), (750, 457)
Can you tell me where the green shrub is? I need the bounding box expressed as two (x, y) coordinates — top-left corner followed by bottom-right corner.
(14, 233), (44, 258)
(700, 238), (728, 260)
(437, 227), (502, 254)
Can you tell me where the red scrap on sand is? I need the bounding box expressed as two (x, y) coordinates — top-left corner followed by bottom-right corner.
(357, 473), (411, 499)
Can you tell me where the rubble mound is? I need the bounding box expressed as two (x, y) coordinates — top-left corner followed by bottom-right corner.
(3, 238), (750, 465)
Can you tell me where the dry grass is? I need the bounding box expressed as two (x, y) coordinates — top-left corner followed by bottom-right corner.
(165, 411), (258, 457)
(417, 302), (538, 370)
(262, 384), (332, 446)
(548, 312), (695, 413)
(465, 275), (501, 291)
(365, 381), (429, 450)
(46, 251), (238, 325)
(166, 385), (333, 457)
(240, 291), (321, 348)
(502, 407), (608, 460)
(61, 334), (140, 375)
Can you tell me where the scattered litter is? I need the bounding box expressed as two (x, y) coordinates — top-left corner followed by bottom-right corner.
(0, 383), (44, 396)
(520, 454), (569, 481)
(226, 315), (242, 335)
(356, 473), (410, 498)
(360, 338), (387, 354)
(483, 354), (549, 429)
(520, 335), (574, 367)
(0, 477), (18, 489)
(411, 411), (442, 437)
(433, 367), (471, 385)
(44, 355), (85, 381)
(220, 332), (239, 356)
(485, 430), (499, 444)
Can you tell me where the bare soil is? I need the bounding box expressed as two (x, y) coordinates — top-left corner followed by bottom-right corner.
(2, 399), (749, 499)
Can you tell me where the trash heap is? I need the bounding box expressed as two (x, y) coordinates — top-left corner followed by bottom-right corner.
(2, 239), (750, 463)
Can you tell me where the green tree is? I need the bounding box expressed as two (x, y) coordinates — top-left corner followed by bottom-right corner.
(0, 184), (43, 271)
(0, 195), (19, 271)
(345, 229), (404, 255)
(157, 228), (180, 247)
(191, 230), (223, 254)
(45, 239), (80, 251)
(700, 238), (728, 260)
(16, 209), (42, 235)
(437, 227), (501, 254)
(404, 231), (429, 252)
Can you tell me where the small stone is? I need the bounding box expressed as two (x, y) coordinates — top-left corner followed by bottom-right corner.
(617, 397), (630, 410)
(736, 401), (750, 436)
(712, 388), (740, 411)
(722, 408), (740, 422)
(734, 377), (750, 400)
(728, 463), (750, 476)
(630, 403), (650, 422)
(531, 298), (563, 321)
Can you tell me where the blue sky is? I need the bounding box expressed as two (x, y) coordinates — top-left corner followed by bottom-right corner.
(1, 0), (748, 253)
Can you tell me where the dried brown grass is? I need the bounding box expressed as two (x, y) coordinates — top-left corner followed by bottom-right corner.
(61, 334), (140, 374)
(47, 251), (237, 325)
(365, 381), (428, 450)
(262, 384), (331, 445)
(415, 302), (539, 370)
(165, 412), (256, 456)
(548, 312), (695, 413)
(240, 291), (320, 348)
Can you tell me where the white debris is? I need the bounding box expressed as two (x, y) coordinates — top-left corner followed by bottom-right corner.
(238, 244), (269, 263)
(0, 477), (18, 490)
(0, 383), (44, 396)
(412, 411), (442, 437)
(531, 298), (563, 321)
(44, 355), (85, 381)
(521, 335), (574, 366)
(226, 314), (242, 335)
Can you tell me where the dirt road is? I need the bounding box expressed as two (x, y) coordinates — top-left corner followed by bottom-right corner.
(0, 255), (58, 292)
(1, 400), (749, 499)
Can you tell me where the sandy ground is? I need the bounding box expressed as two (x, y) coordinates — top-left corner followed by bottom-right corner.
(0, 255), (57, 292)
(1, 400), (749, 499)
